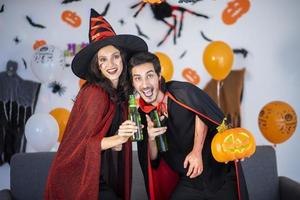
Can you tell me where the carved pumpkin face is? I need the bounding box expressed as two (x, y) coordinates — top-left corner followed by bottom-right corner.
(182, 68), (200, 85)
(61, 10), (81, 28)
(258, 101), (297, 144)
(211, 128), (256, 163)
(222, 0), (250, 25)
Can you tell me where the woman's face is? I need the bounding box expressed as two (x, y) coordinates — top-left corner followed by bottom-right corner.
(97, 45), (123, 88)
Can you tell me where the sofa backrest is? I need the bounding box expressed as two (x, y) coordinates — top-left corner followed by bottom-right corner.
(241, 145), (280, 200)
(9, 151), (148, 200)
(9, 146), (280, 200)
(10, 152), (55, 200)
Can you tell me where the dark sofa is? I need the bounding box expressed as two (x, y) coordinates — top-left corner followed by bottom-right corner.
(0, 146), (300, 200)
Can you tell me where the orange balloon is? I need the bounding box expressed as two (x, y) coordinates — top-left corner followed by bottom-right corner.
(211, 128), (256, 163)
(203, 41), (234, 80)
(79, 79), (86, 88)
(155, 52), (174, 81)
(258, 101), (297, 144)
(50, 108), (70, 142)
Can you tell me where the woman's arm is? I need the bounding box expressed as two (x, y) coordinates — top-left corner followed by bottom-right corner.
(101, 120), (137, 150)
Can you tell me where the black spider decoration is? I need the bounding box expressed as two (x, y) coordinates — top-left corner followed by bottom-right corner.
(48, 81), (66, 96)
(131, 1), (209, 46)
(119, 18), (125, 26)
(14, 37), (20, 44)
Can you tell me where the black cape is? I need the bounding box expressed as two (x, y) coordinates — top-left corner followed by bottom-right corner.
(137, 81), (248, 200)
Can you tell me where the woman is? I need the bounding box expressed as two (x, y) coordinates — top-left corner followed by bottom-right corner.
(45, 9), (147, 200)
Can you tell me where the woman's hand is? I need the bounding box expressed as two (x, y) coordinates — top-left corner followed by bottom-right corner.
(112, 144), (122, 151)
(101, 120), (136, 151)
(146, 115), (167, 141)
(117, 120), (137, 143)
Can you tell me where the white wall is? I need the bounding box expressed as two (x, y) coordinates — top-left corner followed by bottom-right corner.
(0, 0), (299, 188)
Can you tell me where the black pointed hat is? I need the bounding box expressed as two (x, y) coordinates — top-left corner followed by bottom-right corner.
(72, 8), (148, 79)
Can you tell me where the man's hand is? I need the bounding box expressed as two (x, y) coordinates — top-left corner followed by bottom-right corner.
(146, 115), (167, 141)
(183, 151), (203, 178)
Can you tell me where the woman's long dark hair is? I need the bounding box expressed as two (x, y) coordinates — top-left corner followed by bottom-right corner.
(85, 45), (132, 104)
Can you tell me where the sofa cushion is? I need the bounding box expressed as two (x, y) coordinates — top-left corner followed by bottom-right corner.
(10, 152), (55, 200)
(241, 145), (280, 200)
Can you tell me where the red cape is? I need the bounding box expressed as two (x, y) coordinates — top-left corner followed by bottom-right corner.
(45, 84), (132, 200)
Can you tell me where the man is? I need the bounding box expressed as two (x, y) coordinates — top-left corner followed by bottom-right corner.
(129, 52), (249, 200)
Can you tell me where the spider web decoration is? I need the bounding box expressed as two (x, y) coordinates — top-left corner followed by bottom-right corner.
(48, 81), (67, 96)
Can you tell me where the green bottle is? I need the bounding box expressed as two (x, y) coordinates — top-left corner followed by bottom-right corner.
(128, 95), (143, 141)
(153, 110), (168, 152)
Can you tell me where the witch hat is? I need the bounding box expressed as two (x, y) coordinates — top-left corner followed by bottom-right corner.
(72, 8), (148, 79)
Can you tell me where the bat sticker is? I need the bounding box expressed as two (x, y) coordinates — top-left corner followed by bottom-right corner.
(179, 50), (187, 59)
(233, 48), (248, 58)
(22, 58), (27, 69)
(62, 0), (81, 4)
(0, 4), (4, 13)
(26, 16), (46, 28)
(135, 24), (149, 39)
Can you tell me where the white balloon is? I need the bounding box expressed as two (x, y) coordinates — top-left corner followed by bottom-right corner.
(25, 113), (59, 151)
(31, 45), (65, 83)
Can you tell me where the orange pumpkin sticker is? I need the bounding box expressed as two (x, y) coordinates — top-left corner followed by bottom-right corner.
(222, 0), (250, 25)
(61, 10), (81, 28)
(79, 79), (86, 88)
(182, 68), (200, 85)
(33, 40), (46, 50)
(211, 127), (256, 163)
(143, 0), (163, 4)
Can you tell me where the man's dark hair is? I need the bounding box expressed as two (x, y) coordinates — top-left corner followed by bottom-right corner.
(85, 45), (132, 103)
(129, 51), (161, 75)
(129, 51), (166, 92)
